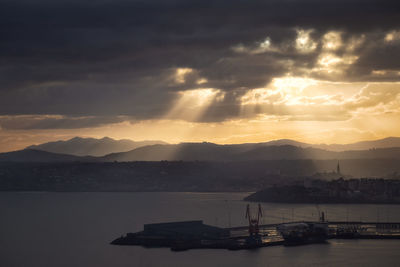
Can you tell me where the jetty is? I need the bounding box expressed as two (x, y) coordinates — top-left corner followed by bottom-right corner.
(111, 220), (400, 251)
(111, 204), (400, 251)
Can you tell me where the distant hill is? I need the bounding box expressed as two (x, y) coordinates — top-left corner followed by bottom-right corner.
(102, 143), (227, 161)
(101, 143), (400, 162)
(248, 137), (400, 151)
(312, 137), (400, 151)
(21, 137), (400, 158)
(2, 140), (400, 163)
(26, 137), (167, 156)
(258, 139), (311, 148)
(0, 149), (86, 162)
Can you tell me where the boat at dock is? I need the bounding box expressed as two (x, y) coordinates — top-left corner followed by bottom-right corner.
(277, 222), (329, 246)
(111, 205), (400, 251)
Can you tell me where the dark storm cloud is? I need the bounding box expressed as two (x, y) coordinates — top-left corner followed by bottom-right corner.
(0, 0), (400, 124)
(0, 115), (129, 130)
(348, 33), (400, 80)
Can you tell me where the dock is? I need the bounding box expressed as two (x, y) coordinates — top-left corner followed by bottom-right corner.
(230, 221), (400, 238)
(111, 220), (400, 251)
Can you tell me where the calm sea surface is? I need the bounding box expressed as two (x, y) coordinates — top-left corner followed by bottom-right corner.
(1, 192), (400, 267)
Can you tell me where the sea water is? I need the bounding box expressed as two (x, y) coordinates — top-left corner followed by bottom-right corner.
(1, 192), (400, 267)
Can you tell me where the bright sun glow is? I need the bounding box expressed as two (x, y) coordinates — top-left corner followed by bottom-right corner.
(166, 88), (224, 122)
(241, 77), (318, 106)
(178, 88), (221, 107)
(295, 29), (317, 53)
(315, 53), (358, 74)
(385, 30), (400, 42)
(318, 54), (343, 67)
(272, 77), (317, 93)
(175, 68), (193, 84)
(322, 31), (342, 51)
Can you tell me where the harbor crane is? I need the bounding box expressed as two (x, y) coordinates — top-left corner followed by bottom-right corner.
(245, 203), (263, 236)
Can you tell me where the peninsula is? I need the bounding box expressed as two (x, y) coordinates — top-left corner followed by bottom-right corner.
(244, 178), (400, 204)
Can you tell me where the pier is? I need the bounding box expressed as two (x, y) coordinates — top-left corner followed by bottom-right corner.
(229, 221), (400, 241)
(229, 221), (400, 231)
(111, 220), (400, 251)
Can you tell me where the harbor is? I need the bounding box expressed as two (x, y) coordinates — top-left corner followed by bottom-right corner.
(111, 204), (400, 251)
(4, 191), (400, 267)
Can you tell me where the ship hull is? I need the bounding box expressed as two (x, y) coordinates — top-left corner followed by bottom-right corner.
(278, 222), (329, 246)
(282, 234), (328, 246)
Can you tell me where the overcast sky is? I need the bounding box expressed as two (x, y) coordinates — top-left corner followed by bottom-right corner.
(1, 0), (400, 151)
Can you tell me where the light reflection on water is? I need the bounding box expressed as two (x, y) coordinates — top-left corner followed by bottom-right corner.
(1, 192), (400, 267)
